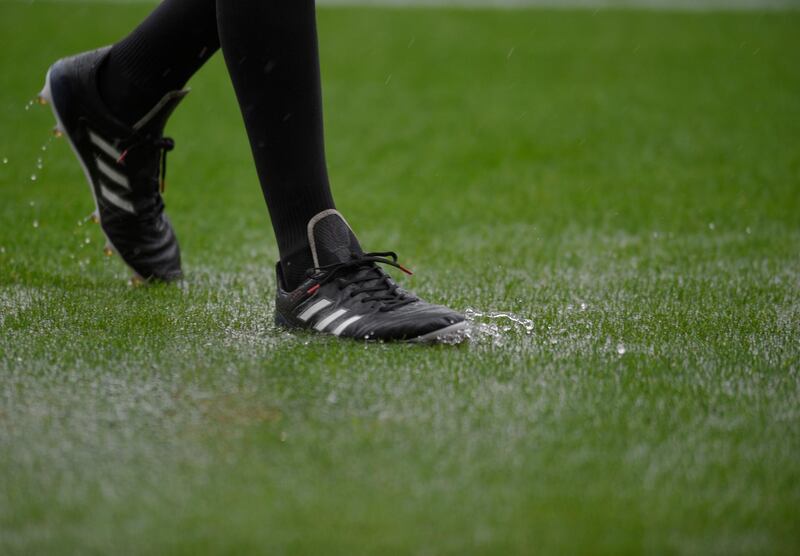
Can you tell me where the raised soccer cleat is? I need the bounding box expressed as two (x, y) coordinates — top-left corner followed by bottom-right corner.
(274, 210), (466, 342)
(39, 46), (185, 282)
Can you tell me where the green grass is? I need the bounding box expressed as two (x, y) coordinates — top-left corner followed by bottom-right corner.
(1, 3), (799, 554)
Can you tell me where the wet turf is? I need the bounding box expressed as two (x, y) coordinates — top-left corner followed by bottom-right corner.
(1, 3), (799, 554)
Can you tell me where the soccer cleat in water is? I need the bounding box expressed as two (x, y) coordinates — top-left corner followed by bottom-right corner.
(274, 210), (466, 342)
(38, 46), (185, 282)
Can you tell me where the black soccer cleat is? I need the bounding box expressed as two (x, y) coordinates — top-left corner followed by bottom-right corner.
(38, 46), (186, 282)
(274, 210), (466, 342)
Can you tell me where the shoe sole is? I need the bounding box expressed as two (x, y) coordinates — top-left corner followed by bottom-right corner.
(38, 67), (145, 283)
(407, 321), (468, 344)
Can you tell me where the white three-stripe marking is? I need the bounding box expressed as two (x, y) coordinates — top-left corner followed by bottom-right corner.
(332, 315), (363, 337)
(99, 183), (135, 214)
(88, 130), (122, 160)
(96, 157), (129, 189)
(298, 299), (331, 322)
(314, 309), (347, 332)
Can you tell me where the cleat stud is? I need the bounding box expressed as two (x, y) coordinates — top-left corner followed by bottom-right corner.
(103, 246), (114, 257)
(90, 212), (100, 224)
(129, 275), (145, 287)
(36, 95), (48, 106)
(52, 127), (64, 138)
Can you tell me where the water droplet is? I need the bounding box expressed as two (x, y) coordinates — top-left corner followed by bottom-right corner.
(30, 174), (37, 182)
(32, 220), (39, 229)
(2, 157), (8, 164)
(84, 237), (91, 244)
(616, 343), (626, 355)
(36, 157), (43, 170)
(708, 222), (715, 231)
(29, 201), (35, 207)
(0, 246), (5, 254)
(746, 227), (752, 235)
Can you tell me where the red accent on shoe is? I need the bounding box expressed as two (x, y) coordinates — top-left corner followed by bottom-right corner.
(116, 149), (129, 165)
(398, 264), (414, 276)
(307, 284), (320, 295)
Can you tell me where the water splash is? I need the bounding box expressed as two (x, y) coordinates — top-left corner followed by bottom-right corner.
(465, 308), (534, 333)
(27, 136), (55, 184)
(40, 135), (54, 154)
(457, 307), (536, 346)
(77, 212), (99, 227)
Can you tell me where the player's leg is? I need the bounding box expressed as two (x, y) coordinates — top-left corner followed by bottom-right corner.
(216, 0), (334, 291)
(217, 0), (465, 341)
(39, 0), (218, 281)
(98, 0), (219, 126)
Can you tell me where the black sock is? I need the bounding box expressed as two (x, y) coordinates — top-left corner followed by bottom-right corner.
(98, 0), (219, 126)
(217, 0), (337, 290)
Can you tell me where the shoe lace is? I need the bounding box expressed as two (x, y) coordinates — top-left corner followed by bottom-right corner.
(308, 251), (417, 311)
(116, 136), (175, 193)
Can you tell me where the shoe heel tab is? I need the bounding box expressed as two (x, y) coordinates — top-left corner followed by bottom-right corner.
(132, 88), (191, 132)
(307, 209), (363, 268)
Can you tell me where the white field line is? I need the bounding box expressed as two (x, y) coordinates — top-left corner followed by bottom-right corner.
(3, 0), (799, 10)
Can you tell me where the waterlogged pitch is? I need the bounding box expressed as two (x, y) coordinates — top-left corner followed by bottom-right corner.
(1, 3), (799, 554)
